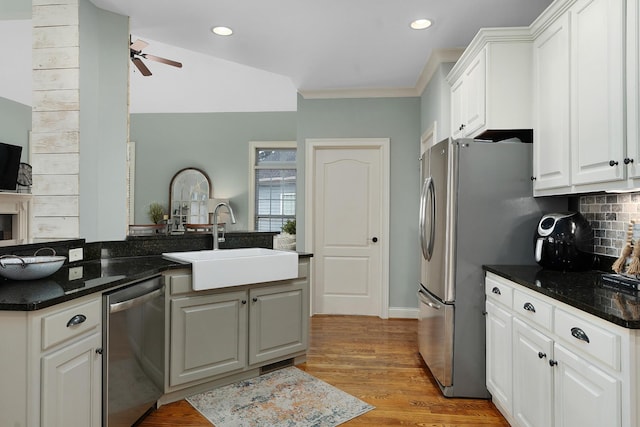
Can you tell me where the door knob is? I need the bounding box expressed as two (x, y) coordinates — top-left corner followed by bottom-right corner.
(372, 237), (378, 243)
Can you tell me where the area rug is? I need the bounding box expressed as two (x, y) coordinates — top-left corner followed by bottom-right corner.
(186, 366), (374, 427)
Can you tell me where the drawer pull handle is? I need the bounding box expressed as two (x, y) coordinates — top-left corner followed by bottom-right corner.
(570, 327), (590, 343)
(538, 351), (546, 359)
(491, 287), (501, 295)
(66, 314), (86, 327)
(523, 302), (536, 313)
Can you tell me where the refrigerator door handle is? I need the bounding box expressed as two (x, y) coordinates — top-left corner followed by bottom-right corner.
(419, 177), (428, 259)
(418, 288), (442, 309)
(424, 177), (436, 261)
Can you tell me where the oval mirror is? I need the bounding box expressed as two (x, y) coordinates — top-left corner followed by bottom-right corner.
(169, 168), (212, 233)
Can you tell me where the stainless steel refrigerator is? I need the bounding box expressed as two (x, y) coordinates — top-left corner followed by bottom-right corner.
(417, 137), (566, 398)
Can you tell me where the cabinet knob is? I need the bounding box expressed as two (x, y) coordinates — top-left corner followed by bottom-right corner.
(523, 302), (536, 313)
(549, 359), (558, 367)
(241, 300), (247, 305)
(95, 348), (103, 355)
(491, 287), (501, 295)
(609, 160), (619, 167)
(538, 351), (546, 359)
(372, 237), (378, 243)
(624, 158), (634, 165)
(252, 297), (258, 303)
(530, 176), (537, 181)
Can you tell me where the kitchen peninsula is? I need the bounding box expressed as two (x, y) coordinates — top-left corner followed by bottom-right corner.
(0, 233), (312, 427)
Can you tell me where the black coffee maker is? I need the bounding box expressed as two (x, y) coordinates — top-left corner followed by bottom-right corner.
(534, 212), (594, 271)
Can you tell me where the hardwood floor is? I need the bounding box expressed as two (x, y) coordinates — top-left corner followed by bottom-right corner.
(138, 315), (509, 426)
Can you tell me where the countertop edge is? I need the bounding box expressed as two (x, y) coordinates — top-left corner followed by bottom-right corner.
(484, 265), (640, 329)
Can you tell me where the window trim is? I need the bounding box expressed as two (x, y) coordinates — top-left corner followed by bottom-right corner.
(248, 141), (297, 231)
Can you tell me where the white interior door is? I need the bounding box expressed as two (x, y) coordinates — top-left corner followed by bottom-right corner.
(305, 139), (389, 317)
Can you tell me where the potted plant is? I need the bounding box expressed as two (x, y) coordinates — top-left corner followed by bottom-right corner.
(148, 202), (165, 224)
(276, 219), (296, 250)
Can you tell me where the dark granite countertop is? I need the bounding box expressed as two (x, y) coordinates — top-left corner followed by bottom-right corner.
(484, 265), (640, 329)
(0, 256), (182, 311)
(0, 250), (312, 312)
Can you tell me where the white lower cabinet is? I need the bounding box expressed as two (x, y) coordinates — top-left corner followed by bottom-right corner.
(485, 300), (513, 413)
(553, 343), (620, 427)
(41, 332), (102, 427)
(512, 317), (553, 427)
(485, 272), (633, 427)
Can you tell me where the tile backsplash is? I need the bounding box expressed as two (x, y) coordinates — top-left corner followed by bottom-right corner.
(579, 193), (640, 257)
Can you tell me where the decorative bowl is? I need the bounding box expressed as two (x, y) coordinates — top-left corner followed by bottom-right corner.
(0, 248), (66, 281)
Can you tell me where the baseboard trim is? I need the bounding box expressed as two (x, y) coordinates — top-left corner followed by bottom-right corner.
(388, 307), (418, 319)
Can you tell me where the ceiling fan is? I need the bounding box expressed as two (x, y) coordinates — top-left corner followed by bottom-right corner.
(129, 38), (182, 76)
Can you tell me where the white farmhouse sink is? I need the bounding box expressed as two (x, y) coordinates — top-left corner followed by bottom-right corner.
(162, 248), (299, 290)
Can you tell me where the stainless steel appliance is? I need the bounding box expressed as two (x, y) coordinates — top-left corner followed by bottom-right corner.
(418, 138), (566, 398)
(534, 211), (594, 271)
(103, 276), (165, 427)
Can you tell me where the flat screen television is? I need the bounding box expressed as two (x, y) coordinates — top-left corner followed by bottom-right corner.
(0, 142), (23, 191)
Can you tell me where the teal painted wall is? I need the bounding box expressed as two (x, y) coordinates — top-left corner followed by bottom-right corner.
(129, 112), (297, 228)
(0, 97), (30, 163)
(296, 95), (421, 309)
(79, 0), (129, 241)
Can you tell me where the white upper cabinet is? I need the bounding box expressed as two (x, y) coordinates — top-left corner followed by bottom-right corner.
(447, 28), (533, 139)
(531, 0), (637, 195)
(569, 0), (625, 186)
(628, 0), (640, 179)
(533, 12), (572, 191)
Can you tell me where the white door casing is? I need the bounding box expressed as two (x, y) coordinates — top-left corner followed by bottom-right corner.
(305, 138), (390, 318)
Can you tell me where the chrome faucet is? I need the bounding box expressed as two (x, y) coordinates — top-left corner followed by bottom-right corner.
(212, 202), (236, 250)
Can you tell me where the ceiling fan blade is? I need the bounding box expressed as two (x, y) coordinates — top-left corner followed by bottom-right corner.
(141, 53), (182, 68)
(129, 39), (148, 52)
(131, 57), (152, 76)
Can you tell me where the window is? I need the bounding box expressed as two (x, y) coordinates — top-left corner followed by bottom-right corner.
(249, 141), (296, 232)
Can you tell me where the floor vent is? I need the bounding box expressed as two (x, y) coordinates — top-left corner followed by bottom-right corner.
(260, 358), (294, 375)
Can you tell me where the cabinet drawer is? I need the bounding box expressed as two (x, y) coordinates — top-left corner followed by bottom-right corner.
(554, 308), (621, 371)
(513, 289), (552, 331)
(41, 298), (101, 351)
(485, 275), (513, 308)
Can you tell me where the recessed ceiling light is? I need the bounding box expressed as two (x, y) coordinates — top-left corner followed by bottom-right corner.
(212, 26), (233, 36)
(410, 19), (432, 30)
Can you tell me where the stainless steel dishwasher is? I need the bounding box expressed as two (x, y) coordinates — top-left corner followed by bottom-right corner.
(103, 275), (165, 427)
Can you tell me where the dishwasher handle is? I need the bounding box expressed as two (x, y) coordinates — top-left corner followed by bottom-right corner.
(109, 278), (164, 314)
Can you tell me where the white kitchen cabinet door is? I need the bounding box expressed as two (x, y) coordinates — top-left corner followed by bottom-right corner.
(450, 77), (466, 139)
(553, 343), (621, 427)
(512, 317), (554, 427)
(627, 0), (640, 178)
(485, 300), (513, 414)
(533, 13), (571, 192)
(41, 332), (102, 427)
(450, 49), (486, 138)
(570, 0), (624, 186)
(462, 49), (486, 137)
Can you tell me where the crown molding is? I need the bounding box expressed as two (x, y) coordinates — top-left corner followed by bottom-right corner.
(298, 87), (419, 99)
(415, 48), (464, 96)
(446, 26), (533, 84)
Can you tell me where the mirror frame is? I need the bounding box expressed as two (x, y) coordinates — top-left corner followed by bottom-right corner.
(169, 167), (213, 232)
